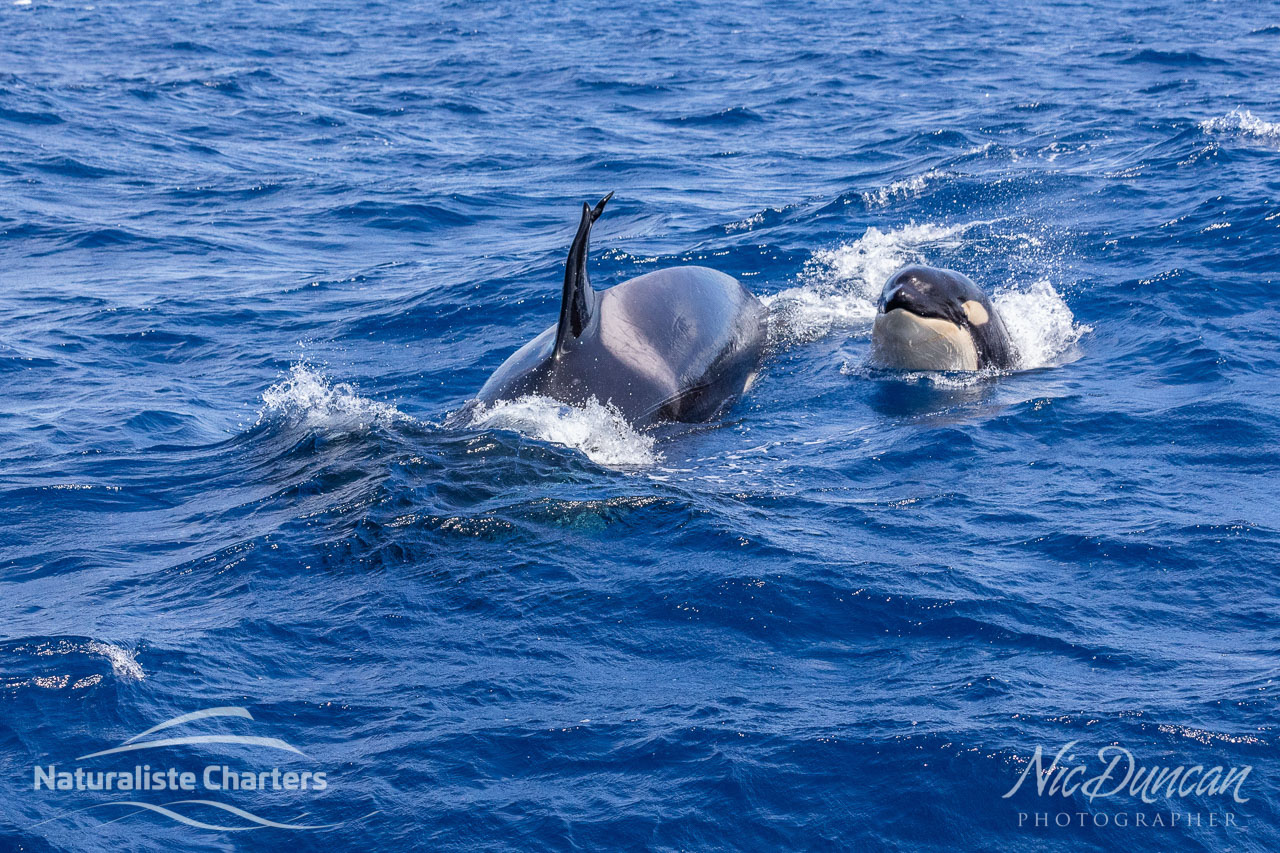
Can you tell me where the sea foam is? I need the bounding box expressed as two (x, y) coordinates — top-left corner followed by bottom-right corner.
(85, 641), (145, 681)
(258, 364), (408, 432)
(467, 395), (660, 468)
(993, 279), (1088, 370)
(1199, 109), (1280, 142)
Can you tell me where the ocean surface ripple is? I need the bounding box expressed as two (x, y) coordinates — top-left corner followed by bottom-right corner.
(2, 0), (1279, 850)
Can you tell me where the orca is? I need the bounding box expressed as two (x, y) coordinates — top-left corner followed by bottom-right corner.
(871, 265), (1017, 371)
(472, 194), (767, 427)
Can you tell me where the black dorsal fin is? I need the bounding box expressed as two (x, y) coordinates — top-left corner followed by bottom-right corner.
(554, 192), (613, 358)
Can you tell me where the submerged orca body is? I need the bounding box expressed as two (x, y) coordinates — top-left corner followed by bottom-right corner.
(475, 195), (767, 427)
(871, 265), (1017, 371)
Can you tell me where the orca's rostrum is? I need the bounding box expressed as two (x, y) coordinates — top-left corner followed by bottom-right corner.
(473, 194), (767, 427)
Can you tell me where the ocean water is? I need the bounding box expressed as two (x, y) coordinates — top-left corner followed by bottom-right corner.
(2, 0), (1279, 849)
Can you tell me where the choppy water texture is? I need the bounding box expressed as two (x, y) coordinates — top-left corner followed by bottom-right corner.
(3, 1), (1279, 850)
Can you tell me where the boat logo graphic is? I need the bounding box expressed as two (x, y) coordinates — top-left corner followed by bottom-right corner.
(30, 705), (375, 832)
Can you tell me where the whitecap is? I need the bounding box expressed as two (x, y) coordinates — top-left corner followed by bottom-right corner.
(725, 211), (765, 233)
(467, 395), (659, 467)
(85, 641), (145, 681)
(258, 364), (407, 432)
(860, 170), (945, 207)
(1199, 109), (1280, 142)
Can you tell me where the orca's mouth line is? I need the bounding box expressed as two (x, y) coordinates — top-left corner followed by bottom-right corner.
(881, 306), (952, 324)
(878, 307), (963, 332)
(879, 294), (956, 323)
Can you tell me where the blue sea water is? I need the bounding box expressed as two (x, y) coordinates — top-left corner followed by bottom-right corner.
(2, 0), (1279, 849)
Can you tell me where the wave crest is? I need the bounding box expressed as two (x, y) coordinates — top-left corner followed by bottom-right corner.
(258, 364), (407, 432)
(467, 395), (659, 467)
(84, 641), (145, 682)
(860, 170), (946, 207)
(1199, 109), (1280, 142)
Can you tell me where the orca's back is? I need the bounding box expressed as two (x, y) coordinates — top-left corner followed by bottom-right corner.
(586, 266), (766, 424)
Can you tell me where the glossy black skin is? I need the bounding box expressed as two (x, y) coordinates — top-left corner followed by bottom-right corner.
(477, 266), (767, 427)
(877, 265), (1017, 369)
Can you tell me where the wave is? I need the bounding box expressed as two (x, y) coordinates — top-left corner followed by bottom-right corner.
(0, 104), (63, 125)
(466, 395), (659, 467)
(259, 367), (656, 467)
(860, 170), (947, 207)
(1, 638), (143, 690)
(1199, 109), (1280, 143)
(85, 641), (145, 681)
(335, 200), (473, 231)
(658, 106), (764, 127)
(1119, 48), (1225, 66)
(258, 364), (408, 433)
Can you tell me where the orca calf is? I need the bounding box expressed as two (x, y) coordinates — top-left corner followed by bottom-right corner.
(871, 265), (1017, 371)
(473, 194), (767, 427)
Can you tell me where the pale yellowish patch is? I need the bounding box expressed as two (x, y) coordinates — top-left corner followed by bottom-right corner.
(962, 300), (989, 326)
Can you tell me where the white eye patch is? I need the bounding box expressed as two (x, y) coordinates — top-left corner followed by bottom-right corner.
(962, 300), (989, 326)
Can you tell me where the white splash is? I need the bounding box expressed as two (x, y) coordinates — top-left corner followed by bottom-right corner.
(764, 222), (973, 344)
(860, 170), (945, 207)
(468, 395), (659, 467)
(992, 279), (1089, 369)
(85, 641), (144, 681)
(1199, 109), (1280, 142)
(725, 211), (765, 233)
(258, 364), (407, 432)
